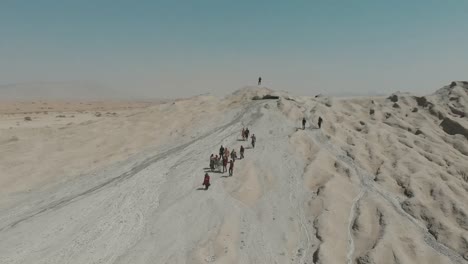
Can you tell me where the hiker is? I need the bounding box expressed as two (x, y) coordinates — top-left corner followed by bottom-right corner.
(229, 159), (234, 176)
(251, 134), (256, 148)
(318, 117), (323, 129)
(203, 173), (211, 190)
(222, 156), (228, 173)
(209, 154), (214, 171)
(219, 145), (224, 158)
(218, 155), (222, 171)
(302, 117), (306, 130)
(240, 145), (244, 159)
(231, 150), (237, 160)
(242, 128), (245, 140)
(214, 155), (220, 171)
(225, 148), (230, 161)
(258, 77), (262, 86)
(245, 128), (250, 140)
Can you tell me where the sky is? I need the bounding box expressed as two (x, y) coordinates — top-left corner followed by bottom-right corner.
(1, 0), (467, 99)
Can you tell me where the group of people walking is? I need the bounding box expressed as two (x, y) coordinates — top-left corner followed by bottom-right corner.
(209, 146), (237, 174)
(203, 127), (256, 190)
(203, 116), (324, 190)
(302, 116), (323, 130)
(241, 127), (256, 148)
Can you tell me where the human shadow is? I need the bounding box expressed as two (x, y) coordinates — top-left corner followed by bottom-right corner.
(296, 126), (320, 131)
(196, 187), (207, 190)
(204, 169), (223, 174)
(220, 175), (231, 178)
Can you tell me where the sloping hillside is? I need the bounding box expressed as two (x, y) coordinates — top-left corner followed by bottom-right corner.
(0, 84), (467, 264)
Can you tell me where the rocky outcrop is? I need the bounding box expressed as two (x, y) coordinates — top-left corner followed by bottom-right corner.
(450, 81), (468, 89)
(440, 118), (468, 140)
(414, 96), (432, 108)
(428, 105), (445, 120)
(388, 94), (398, 102)
(252, 95), (280, 100)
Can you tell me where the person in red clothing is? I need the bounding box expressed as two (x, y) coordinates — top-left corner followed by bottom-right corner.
(229, 159), (234, 176)
(203, 173), (211, 190)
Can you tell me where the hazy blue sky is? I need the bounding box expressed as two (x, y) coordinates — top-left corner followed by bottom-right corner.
(1, 0), (467, 98)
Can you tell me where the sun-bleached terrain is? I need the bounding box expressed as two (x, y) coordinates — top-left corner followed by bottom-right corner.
(1, 82), (468, 264)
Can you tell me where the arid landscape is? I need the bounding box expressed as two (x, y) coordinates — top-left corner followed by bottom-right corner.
(1, 82), (467, 263)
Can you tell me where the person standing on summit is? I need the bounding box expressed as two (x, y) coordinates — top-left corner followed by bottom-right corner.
(258, 77), (262, 86)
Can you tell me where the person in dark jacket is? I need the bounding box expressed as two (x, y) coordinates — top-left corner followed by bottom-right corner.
(258, 77), (262, 86)
(302, 117), (306, 130)
(219, 145), (224, 158)
(240, 145), (244, 159)
(318, 117), (323, 129)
